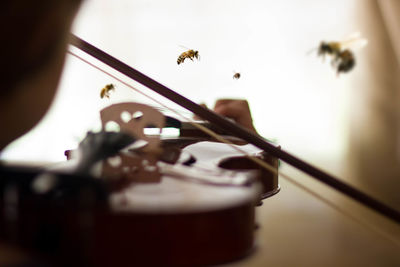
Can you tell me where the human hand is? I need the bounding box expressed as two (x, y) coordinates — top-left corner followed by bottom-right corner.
(213, 99), (257, 134)
(194, 99), (258, 134)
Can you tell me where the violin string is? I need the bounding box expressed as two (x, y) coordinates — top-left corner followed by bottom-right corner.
(152, 106), (194, 116)
(67, 50), (400, 247)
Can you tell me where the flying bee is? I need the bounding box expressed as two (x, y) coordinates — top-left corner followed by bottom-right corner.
(233, 72), (241, 79)
(318, 42), (356, 75)
(332, 49), (355, 74)
(100, 83), (115, 99)
(313, 32), (367, 75)
(177, 49), (200, 65)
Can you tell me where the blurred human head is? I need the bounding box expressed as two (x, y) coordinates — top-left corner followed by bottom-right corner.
(0, 0), (82, 150)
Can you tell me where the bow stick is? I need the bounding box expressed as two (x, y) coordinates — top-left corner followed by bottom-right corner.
(69, 34), (400, 224)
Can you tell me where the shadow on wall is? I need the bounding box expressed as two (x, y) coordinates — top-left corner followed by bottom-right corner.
(347, 0), (400, 209)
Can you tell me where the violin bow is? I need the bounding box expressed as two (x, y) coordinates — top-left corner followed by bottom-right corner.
(69, 34), (400, 224)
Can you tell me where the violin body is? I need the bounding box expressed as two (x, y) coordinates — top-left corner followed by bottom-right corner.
(91, 164), (261, 266)
(92, 204), (256, 266)
(87, 138), (275, 266)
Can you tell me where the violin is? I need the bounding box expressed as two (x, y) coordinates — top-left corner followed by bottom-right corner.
(75, 101), (279, 266)
(1, 104), (279, 266)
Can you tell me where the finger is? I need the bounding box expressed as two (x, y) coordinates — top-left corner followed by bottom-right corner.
(214, 105), (242, 120)
(214, 99), (235, 109)
(193, 103), (208, 120)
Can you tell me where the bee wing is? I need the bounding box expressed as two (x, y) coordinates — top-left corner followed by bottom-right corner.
(340, 32), (368, 50)
(179, 45), (190, 50)
(341, 38), (368, 50)
(344, 31), (362, 40)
